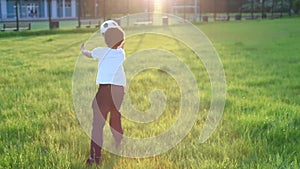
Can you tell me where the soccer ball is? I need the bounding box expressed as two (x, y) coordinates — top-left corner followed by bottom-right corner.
(100, 20), (119, 35)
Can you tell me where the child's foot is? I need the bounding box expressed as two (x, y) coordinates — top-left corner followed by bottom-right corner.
(86, 157), (95, 165)
(86, 157), (101, 165)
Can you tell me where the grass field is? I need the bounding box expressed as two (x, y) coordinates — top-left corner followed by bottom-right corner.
(0, 17), (300, 169)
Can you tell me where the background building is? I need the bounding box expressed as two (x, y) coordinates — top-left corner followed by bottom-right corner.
(0, 0), (77, 21)
(0, 0), (155, 21)
(1, 0), (297, 22)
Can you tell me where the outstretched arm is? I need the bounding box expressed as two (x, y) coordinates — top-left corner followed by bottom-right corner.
(81, 43), (92, 58)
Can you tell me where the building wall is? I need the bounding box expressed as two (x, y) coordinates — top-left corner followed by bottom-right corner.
(0, 0), (77, 21)
(1, 0), (8, 20)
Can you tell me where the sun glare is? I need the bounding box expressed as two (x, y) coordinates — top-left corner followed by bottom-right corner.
(154, 0), (163, 13)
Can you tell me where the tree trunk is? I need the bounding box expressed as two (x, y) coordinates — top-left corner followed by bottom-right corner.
(77, 0), (81, 28)
(48, 0), (51, 29)
(280, 0), (283, 16)
(251, 0), (254, 19)
(214, 0), (217, 20)
(261, 0), (266, 18)
(288, 0), (293, 16)
(15, 0), (19, 31)
(226, 0), (230, 21)
(271, 0), (275, 17)
(183, 0), (186, 21)
(199, 0), (202, 21)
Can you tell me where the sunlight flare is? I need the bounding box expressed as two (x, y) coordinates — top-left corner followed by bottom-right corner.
(154, 0), (163, 13)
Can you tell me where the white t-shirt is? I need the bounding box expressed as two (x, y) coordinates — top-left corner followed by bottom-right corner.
(91, 47), (126, 87)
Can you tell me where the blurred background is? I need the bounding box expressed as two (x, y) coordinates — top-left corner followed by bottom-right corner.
(0, 0), (300, 30)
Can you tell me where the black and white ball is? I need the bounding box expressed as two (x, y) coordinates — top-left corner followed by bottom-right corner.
(100, 20), (119, 35)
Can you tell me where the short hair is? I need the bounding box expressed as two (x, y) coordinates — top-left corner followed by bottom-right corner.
(104, 26), (125, 49)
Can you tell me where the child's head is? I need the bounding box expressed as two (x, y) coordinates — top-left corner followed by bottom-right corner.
(104, 26), (125, 49)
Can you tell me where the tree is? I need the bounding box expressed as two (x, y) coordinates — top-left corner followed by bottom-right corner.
(288, 0), (293, 15)
(295, 0), (300, 13)
(48, 0), (52, 29)
(271, 0), (275, 17)
(226, 0), (230, 19)
(198, 0), (202, 20)
(77, 0), (81, 28)
(15, 0), (19, 31)
(280, 0), (284, 16)
(251, 0), (254, 19)
(261, 0), (266, 18)
(183, 0), (186, 20)
(213, 0), (217, 20)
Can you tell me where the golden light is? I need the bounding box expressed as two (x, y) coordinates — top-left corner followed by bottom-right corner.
(154, 0), (163, 13)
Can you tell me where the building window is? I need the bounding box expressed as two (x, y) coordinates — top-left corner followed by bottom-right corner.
(0, 2), (2, 20)
(65, 0), (71, 17)
(21, 2), (39, 18)
(6, 0), (16, 19)
(57, 0), (63, 17)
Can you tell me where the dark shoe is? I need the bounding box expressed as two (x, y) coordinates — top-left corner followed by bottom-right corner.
(86, 157), (95, 165)
(86, 157), (101, 165)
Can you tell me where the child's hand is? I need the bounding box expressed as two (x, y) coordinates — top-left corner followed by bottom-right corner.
(81, 43), (92, 58)
(81, 43), (85, 52)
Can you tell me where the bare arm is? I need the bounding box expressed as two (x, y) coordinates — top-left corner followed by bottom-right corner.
(81, 43), (92, 58)
(119, 41), (125, 49)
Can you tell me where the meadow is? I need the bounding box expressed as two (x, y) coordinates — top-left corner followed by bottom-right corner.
(0, 17), (300, 169)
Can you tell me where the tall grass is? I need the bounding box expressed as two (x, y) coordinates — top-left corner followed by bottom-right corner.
(0, 17), (300, 168)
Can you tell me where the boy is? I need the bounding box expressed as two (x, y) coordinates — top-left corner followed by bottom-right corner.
(81, 26), (126, 165)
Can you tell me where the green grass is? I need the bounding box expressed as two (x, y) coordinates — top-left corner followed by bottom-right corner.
(0, 20), (79, 31)
(0, 17), (300, 169)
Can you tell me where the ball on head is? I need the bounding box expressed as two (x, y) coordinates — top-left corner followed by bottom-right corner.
(100, 20), (119, 35)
